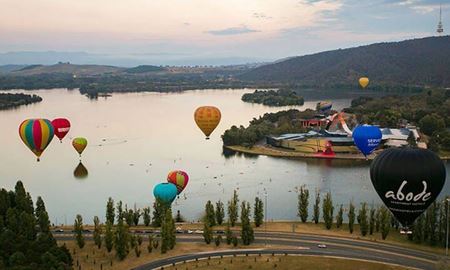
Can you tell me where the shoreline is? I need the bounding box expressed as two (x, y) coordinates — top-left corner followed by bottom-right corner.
(225, 145), (450, 161)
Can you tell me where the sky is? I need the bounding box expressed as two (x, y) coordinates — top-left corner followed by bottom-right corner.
(0, 0), (448, 66)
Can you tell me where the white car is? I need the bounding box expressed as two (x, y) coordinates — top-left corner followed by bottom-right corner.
(194, 230), (204, 234)
(317, 244), (327, 248)
(187, 230), (194, 234)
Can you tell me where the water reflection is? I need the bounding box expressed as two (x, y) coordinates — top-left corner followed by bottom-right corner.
(73, 162), (88, 179)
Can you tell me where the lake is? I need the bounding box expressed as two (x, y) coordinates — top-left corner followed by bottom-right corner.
(0, 88), (449, 224)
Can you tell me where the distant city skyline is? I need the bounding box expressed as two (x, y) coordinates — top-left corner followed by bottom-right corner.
(0, 0), (447, 66)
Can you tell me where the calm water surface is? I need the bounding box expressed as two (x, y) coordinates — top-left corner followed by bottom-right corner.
(0, 89), (448, 224)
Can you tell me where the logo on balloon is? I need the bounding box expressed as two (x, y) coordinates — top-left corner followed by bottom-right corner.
(385, 181), (431, 203)
(352, 125), (382, 156)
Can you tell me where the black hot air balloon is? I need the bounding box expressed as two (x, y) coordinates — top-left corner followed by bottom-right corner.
(370, 148), (446, 228)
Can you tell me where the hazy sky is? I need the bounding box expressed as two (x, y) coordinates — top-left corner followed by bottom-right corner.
(0, 0), (447, 64)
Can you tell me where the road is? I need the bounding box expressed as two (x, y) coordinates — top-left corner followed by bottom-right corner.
(54, 231), (441, 270)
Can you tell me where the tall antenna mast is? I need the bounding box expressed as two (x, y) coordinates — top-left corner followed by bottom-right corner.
(437, 3), (444, 34)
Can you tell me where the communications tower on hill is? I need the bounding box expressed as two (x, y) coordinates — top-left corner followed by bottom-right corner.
(437, 3), (444, 34)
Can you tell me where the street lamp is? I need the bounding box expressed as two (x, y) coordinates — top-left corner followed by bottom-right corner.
(264, 189), (268, 246)
(444, 197), (450, 256)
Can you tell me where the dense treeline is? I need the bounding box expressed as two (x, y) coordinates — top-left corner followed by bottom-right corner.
(0, 181), (72, 269)
(297, 186), (450, 246)
(239, 36), (450, 88)
(221, 109), (317, 146)
(0, 93), (42, 109)
(345, 89), (450, 153)
(241, 89), (304, 106)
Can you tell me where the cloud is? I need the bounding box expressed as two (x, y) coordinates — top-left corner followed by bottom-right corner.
(206, 26), (260, 36)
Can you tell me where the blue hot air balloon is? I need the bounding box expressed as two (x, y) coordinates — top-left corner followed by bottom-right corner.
(153, 183), (178, 204)
(352, 125), (382, 156)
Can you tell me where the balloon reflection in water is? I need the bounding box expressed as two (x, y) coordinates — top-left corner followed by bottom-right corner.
(73, 162), (89, 179)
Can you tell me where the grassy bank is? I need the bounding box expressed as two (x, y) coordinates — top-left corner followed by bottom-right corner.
(163, 255), (410, 270)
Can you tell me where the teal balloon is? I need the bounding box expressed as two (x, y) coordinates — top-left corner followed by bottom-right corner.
(153, 183), (178, 204)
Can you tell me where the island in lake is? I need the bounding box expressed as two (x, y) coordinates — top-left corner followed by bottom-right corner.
(0, 93), (42, 110)
(241, 89), (304, 106)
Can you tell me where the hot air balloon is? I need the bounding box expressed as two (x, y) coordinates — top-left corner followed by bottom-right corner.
(51, 118), (71, 142)
(317, 101), (332, 113)
(153, 183), (178, 204)
(370, 148), (446, 228)
(73, 162), (88, 179)
(167, 170), (189, 194)
(19, 119), (55, 161)
(352, 125), (382, 156)
(72, 137), (87, 157)
(359, 77), (369, 89)
(194, 106), (221, 139)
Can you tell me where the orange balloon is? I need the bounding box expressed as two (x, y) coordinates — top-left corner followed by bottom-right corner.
(194, 106), (221, 139)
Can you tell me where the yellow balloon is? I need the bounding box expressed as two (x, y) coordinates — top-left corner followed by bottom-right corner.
(194, 106), (221, 139)
(72, 137), (88, 156)
(359, 77), (369, 88)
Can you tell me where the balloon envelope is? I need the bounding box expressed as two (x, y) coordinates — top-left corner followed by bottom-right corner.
(72, 137), (88, 156)
(194, 106), (221, 139)
(352, 125), (382, 156)
(370, 148), (446, 227)
(19, 119), (54, 161)
(52, 118), (71, 142)
(153, 183), (178, 204)
(73, 162), (88, 179)
(167, 170), (189, 194)
(359, 77), (369, 88)
(317, 101), (332, 113)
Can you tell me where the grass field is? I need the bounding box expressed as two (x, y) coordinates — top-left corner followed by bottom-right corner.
(58, 240), (267, 270)
(162, 255), (411, 270)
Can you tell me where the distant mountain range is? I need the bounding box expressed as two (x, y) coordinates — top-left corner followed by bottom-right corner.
(239, 36), (450, 88)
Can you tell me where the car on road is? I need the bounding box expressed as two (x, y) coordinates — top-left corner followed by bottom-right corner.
(194, 230), (204, 234)
(186, 230), (194, 234)
(53, 229), (64, 233)
(317, 244), (327, 248)
(216, 230), (225, 234)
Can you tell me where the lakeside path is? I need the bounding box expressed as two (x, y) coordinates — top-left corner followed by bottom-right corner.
(226, 145), (450, 160)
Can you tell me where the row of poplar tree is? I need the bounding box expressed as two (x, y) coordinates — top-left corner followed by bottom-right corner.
(202, 190), (264, 246)
(297, 186), (450, 246)
(73, 197), (178, 261)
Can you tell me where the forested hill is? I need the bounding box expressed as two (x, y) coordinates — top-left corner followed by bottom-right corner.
(239, 36), (450, 88)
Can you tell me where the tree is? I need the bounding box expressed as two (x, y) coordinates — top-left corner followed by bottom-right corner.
(348, 201), (355, 234)
(152, 199), (166, 227)
(297, 186), (309, 223)
(215, 235), (222, 246)
(322, 192), (334, 230)
(105, 221), (114, 252)
(254, 197), (264, 227)
(147, 235), (153, 253)
(175, 210), (185, 222)
(125, 207), (134, 226)
(161, 207), (176, 253)
(203, 221), (213, 244)
(35, 196), (50, 233)
(116, 201), (123, 224)
(74, 214), (85, 249)
(358, 203), (369, 236)
(114, 217), (130, 260)
(369, 206), (375, 235)
(419, 114), (445, 136)
(312, 190), (320, 224)
(228, 190), (239, 227)
(205, 200), (216, 226)
(133, 205), (141, 226)
(240, 201), (254, 245)
(425, 202), (438, 245)
(215, 201), (225, 225)
(379, 206), (391, 240)
(413, 214), (425, 244)
(225, 222), (233, 245)
(375, 208), (381, 232)
(93, 216), (102, 249)
(106, 197), (115, 225)
(143, 207), (151, 226)
(336, 204), (343, 229)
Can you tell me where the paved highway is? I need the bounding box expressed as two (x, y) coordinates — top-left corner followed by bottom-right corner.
(54, 231), (440, 270)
